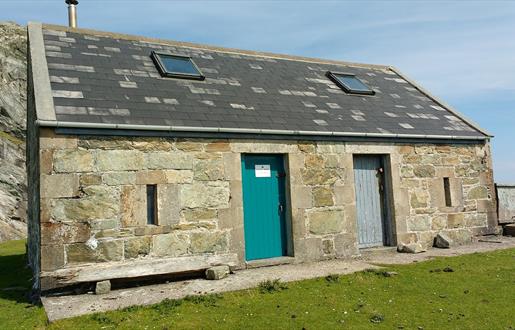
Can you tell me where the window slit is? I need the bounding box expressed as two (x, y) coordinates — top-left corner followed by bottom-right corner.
(443, 177), (452, 207)
(147, 184), (158, 225)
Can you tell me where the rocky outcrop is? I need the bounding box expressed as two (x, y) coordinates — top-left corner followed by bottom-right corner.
(0, 22), (27, 241)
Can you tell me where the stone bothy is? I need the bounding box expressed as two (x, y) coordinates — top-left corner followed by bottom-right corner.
(26, 22), (498, 293)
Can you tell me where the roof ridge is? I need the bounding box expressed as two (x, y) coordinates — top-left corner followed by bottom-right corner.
(41, 23), (391, 70)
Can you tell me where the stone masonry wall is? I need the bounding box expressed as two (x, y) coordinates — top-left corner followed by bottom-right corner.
(38, 130), (497, 283)
(395, 143), (497, 247)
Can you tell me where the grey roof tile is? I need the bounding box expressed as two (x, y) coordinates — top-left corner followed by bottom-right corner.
(41, 28), (486, 138)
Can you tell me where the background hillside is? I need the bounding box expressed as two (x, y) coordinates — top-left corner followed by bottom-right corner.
(0, 21), (27, 241)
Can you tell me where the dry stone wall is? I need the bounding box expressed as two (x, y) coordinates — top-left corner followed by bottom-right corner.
(38, 130), (497, 282)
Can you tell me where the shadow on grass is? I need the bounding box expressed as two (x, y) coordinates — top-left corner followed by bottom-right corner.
(0, 243), (33, 305)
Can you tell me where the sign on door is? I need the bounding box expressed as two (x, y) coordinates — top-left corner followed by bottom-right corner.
(255, 164), (271, 177)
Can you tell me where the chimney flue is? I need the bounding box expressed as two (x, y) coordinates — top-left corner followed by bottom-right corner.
(65, 0), (79, 28)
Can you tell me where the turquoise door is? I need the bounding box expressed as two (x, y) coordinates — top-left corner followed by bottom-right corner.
(241, 154), (287, 261)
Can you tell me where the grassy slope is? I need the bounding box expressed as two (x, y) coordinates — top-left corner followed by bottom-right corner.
(1, 239), (514, 330)
(0, 240), (47, 329)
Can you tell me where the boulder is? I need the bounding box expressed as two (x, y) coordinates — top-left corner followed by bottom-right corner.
(434, 233), (453, 248)
(397, 243), (426, 254)
(95, 280), (111, 295)
(205, 265), (230, 280)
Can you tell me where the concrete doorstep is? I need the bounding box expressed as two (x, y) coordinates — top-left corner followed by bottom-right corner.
(41, 236), (515, 322)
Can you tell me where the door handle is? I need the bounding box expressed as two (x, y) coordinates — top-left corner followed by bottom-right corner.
(279, 204), (284, 213)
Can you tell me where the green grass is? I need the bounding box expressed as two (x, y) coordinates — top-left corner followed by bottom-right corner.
(0, 240), (47, 329)
(1, 239), (514, 329)
(258, 279), (288, 293)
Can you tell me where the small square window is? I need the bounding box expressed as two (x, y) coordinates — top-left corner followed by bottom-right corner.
(326, 71), (374, 95)
(151, 51), (205, 80)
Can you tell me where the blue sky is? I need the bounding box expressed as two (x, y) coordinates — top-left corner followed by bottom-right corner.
(2, 1), (514, 182)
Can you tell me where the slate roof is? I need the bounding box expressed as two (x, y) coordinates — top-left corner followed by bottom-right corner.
(37, 24), (488, 139)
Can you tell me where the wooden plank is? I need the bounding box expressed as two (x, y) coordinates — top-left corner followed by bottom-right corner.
(40, 253), (239, 289)
(354, 155), (384, 248)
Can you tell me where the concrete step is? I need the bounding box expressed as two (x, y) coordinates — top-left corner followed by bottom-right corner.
(359, 246), (397, 258)
(246, 256), (295, 269)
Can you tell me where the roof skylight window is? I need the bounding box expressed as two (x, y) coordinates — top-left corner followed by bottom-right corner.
(326, 71), (374, 95)
(151, 51), (204, 80)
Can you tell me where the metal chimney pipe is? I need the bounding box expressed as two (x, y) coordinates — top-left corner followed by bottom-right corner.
(65, 0), (79, 28)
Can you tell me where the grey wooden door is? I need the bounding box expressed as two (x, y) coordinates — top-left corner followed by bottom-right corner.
(353, 155), (388, 248)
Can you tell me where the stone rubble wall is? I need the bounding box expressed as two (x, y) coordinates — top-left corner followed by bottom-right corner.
(0, 22), (27, 242)
(396, 143), (497, 247)
(38, 130), (497, 281)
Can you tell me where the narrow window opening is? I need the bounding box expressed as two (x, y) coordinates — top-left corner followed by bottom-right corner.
(443, 177), (452, 207)
(147, 185), (158, 225)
